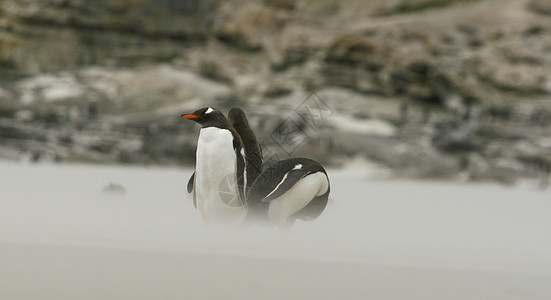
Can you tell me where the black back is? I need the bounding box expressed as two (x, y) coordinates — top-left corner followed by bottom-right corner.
(246, 157), (329, 223)
(228, 108), (264, 191)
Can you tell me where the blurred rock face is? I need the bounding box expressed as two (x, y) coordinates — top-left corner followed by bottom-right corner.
(0, 0), (216, 72)
(0, 0), (550, 185)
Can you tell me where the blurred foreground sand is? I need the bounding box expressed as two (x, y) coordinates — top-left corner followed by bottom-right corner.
(1, 162), (550, 299)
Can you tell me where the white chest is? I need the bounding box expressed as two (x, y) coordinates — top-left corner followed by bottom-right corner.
(195, 127), (245, 223)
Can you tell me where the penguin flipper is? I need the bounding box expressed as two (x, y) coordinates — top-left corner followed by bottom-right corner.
(228, 107), (264, 187)
(234, 156), (246, 207)
(187, 171), (197, 208)
(187, 171), (195, 193)
(231, 131), (247, 206)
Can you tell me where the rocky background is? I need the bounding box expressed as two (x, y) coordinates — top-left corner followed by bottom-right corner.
(1, 0), (551, 185)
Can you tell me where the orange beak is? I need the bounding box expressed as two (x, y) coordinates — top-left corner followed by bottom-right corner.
(181, 114), (201, 119)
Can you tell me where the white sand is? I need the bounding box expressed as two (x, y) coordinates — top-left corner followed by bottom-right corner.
(1, 162), (550, 299)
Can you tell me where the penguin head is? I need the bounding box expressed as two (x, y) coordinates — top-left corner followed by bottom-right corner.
(228, 107), (250, 128)
(181, 107), (228, 128)
(228, 107), (245, 121)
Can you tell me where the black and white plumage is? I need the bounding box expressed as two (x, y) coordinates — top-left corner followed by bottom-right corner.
(182, 107), (247, 224)
(228, 108), (263, 192)
(246, 157), (330, 229)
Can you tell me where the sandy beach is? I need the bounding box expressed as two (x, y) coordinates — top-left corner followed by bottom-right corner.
(1, 162), (550, 299)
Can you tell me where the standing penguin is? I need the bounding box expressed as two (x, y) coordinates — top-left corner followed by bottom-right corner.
(228, 108), (263, 192)
(182, 107), (247, 224)
(246, 157), (330, 229)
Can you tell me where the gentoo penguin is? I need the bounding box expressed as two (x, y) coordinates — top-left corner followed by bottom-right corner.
(182, 107), (247, 224)
(228, 108), (263, 192)
(246, 157), (330, 229)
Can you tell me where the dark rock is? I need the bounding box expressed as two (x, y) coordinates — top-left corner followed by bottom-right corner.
(198, 59), (234, 84)
(478, 105), (513, 123)
(102, 183), (127, 195)
(0, 107), (17, 118)
(271, 47), (312, 71)
(529, 109), (551, 126)
(528, 0), (551, 15)
(432, 126), (484, 153)
(264, 0), (296, 10)
(0, 122), (31, 140)
(525, 26), (545, 36)
(262, 85), (293, 98)
(89, 140), (115, 154)
(213, 3), (283, 51)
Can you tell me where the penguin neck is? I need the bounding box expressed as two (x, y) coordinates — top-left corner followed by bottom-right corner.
(198, 126), (231, 143)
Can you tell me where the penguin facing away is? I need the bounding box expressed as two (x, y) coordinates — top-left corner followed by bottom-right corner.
(246, 157), (330, 229)
(182, 107), (247, 224)
(228, 107), (263, 192)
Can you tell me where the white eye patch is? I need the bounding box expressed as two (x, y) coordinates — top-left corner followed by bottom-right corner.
(293, 164), (302, 170)
(205, 107), (214, 114)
